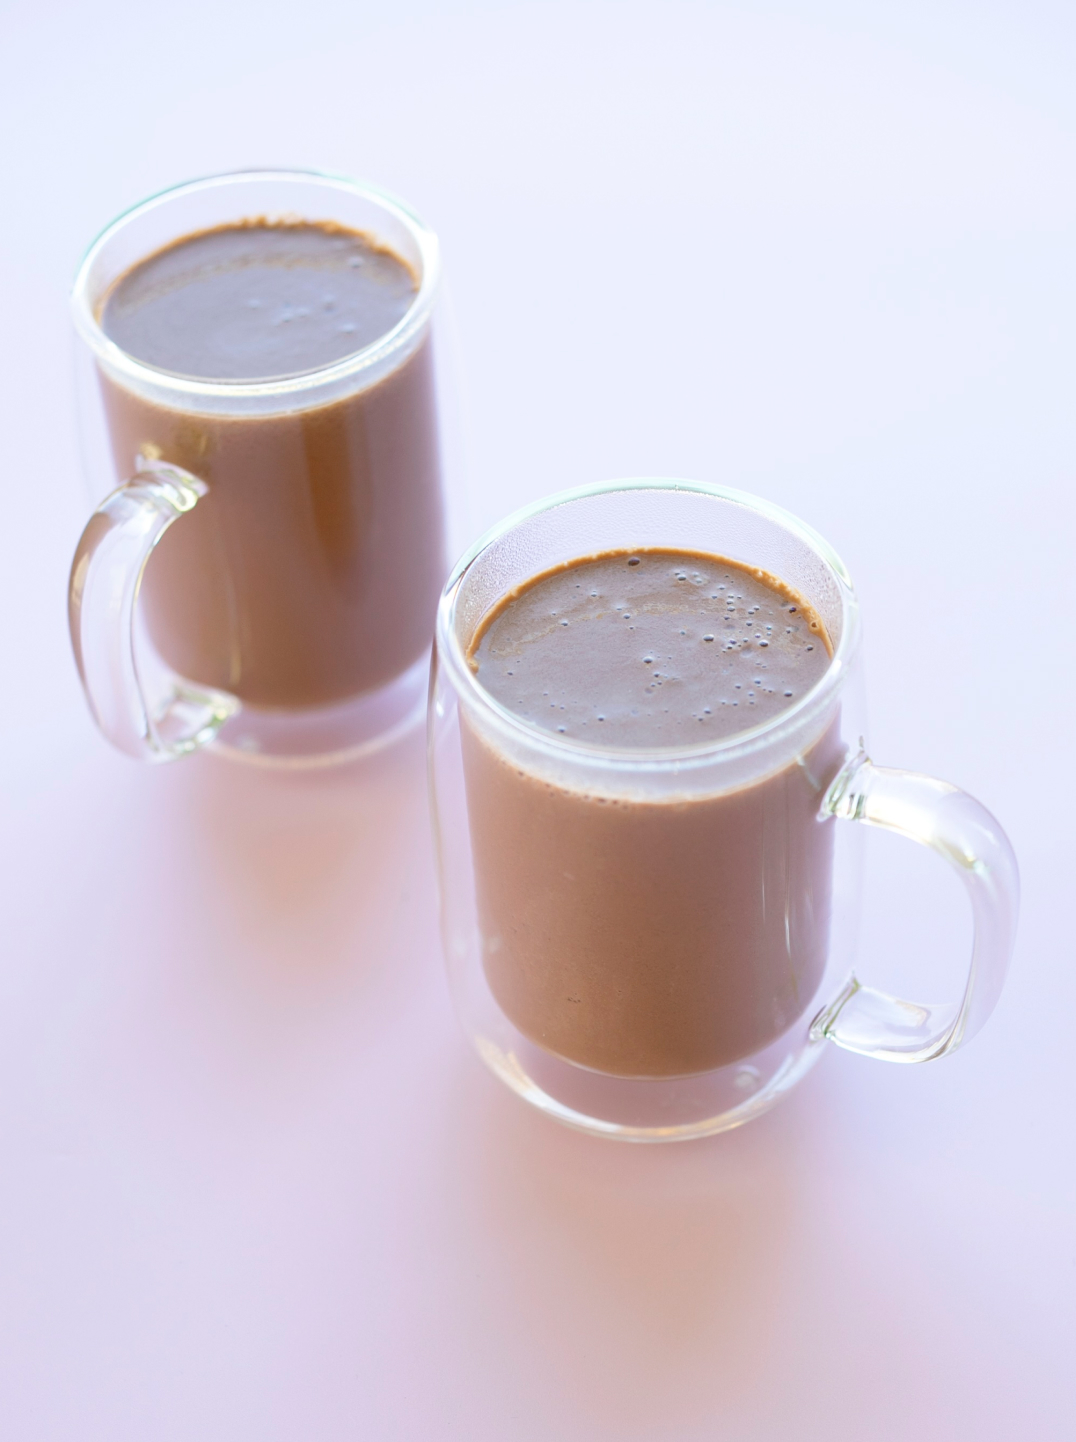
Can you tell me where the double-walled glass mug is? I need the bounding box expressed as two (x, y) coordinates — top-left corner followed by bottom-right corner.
(69, 170), (447, 765)
(428, 480), (1019, 1142)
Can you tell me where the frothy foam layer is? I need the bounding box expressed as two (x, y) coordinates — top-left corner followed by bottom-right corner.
(100, 221), (417, 381)
(468, 548), (831, 748)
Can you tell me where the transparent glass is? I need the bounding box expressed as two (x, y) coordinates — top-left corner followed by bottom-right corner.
(428, 480), (1019, 1141)
(69, 169), (448, 765)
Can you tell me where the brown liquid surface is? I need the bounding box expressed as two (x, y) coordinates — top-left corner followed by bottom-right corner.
(461, 550), (842, 1078)
(468, 549), (830, 745)
(99, 222), (444, 709)
(102, 221), (417, 379)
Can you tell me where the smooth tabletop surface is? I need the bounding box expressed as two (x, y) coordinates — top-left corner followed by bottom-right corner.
(1, 2), (1074, 1437)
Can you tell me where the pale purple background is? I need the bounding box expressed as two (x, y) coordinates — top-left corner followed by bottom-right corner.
(1, 1), (1074, 1437)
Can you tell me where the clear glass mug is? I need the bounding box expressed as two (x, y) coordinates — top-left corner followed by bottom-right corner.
(69, 169), (447, 766)
(428, 480), (1019, 1142)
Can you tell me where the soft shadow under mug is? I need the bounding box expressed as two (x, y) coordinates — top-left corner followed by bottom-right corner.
(428, 480), (1019, 1141)
(69, 169), (446, 766)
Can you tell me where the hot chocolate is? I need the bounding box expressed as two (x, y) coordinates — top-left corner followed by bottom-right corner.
(98, 220), (445, 709)
(461, 549), (842, 1077)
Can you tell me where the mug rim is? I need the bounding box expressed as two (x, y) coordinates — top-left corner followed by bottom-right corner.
(70, 167), (441, 404)
(436, 477), (860, 772)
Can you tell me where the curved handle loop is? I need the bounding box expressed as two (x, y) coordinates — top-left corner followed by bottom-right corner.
(811, 749), (1019, 1062)
(68, 463), (239, 761)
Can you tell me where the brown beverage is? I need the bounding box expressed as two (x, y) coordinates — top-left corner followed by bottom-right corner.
(461, 549), (842, 1078)
(98, 221), (445, 709)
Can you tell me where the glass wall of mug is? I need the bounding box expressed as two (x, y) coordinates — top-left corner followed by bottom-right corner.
(69, 169), (449, 765)
(428, 480), (1018, 1142)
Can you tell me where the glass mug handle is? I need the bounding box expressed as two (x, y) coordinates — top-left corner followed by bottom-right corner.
(811, 749), (1019, 1062)
(68, 462), (239, 761)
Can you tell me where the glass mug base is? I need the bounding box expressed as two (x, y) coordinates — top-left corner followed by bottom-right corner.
(471, 1002), (830, 1143)
(208, 651), (430, 769)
